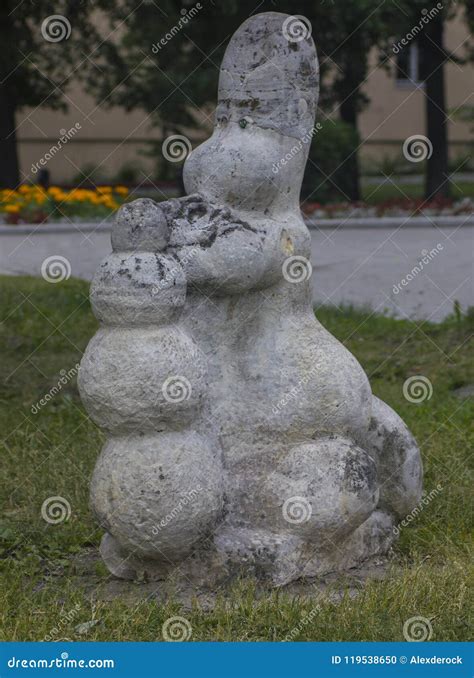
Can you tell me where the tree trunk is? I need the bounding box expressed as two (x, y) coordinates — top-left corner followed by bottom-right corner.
(339, 96), (361, 202)
(419, 14), (450, 199)
(0, 83), (19, 188)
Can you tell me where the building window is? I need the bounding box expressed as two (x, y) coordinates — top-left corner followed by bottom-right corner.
(395, 43), (425, 88)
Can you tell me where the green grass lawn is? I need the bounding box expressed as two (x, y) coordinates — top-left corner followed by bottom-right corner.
(0, 276), (472, 641)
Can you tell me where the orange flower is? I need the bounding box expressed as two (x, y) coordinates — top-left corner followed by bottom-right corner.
(114, 186), (129, 196)
(1, 190), (19, 203)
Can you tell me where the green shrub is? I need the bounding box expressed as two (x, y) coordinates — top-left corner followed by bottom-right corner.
(301, 119), (359, 203)
(114, 162), (142, 185)
(71, 163), (108, 187)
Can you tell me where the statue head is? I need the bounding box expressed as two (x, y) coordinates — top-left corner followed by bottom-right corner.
(184, 12), (319, 215)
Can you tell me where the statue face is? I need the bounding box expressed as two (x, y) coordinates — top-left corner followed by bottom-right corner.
(216, 12), (319, 141)
(184, 12), (319, 211)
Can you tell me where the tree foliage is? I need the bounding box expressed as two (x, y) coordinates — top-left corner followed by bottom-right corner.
(0, 0), (119, 185)
(1, 0), (472, 198)
(85, 0), (401, 200)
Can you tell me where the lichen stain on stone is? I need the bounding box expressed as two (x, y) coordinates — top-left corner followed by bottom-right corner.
(280, 229), (294, 255)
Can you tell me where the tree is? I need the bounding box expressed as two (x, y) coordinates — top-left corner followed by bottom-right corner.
(303, 1), (398, 201)
(0, 1), (407, 199)
(387, 0), (473, 199)
(86, 0), (400, 201)
(419, 9), (450, 199)
(0, 1), (115, 187)
(7, 1), (469, 201)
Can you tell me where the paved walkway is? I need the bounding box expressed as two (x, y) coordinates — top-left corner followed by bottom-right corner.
(310, 225), (472, 322)
(1, 223), (472, 322)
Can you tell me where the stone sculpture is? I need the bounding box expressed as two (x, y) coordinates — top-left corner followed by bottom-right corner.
(78, 12), (422, 586)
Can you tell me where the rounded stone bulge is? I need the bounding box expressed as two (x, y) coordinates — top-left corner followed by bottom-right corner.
(91, 252), (186, 325)
(90, 431), (223, 560)
(112, 198), (169, 252)
(78, 326), (207, 434)
(183, 123), (304, 212)
(366, 396), (423, 518)
(265, 437), (378, 541)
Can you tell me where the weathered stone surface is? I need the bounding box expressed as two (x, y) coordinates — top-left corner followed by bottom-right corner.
(79, 327), (207, 433)
(79, 11), (423, 587)
(366, 397), (422, 519)
(90, 252), (186, 325)
(91, 433), (223, 560)
(111, 198), (169, 252)
(215, 12), (319, 140)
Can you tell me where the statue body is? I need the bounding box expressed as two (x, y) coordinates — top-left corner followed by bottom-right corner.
(79, 13), (422, 585)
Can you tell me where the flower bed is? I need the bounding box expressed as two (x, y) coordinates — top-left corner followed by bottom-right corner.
(0, 185), (129, 224)
(2, 186), (473, 225)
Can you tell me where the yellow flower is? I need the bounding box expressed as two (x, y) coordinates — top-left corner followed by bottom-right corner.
(114, 186), (129, 196)
(1, 190), (19, 203)
(4, 204), (21, 213)
(48, 187), (67, 202)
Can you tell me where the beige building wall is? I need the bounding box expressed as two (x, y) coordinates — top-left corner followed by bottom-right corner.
(360, 9), (473, 166)
(17, 87), (160, 185)
(16, 10), (473, 184)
